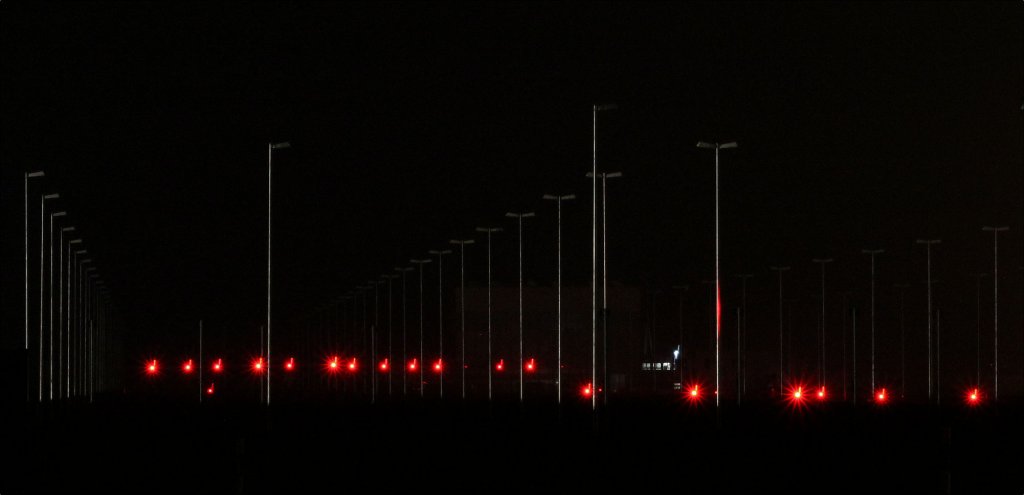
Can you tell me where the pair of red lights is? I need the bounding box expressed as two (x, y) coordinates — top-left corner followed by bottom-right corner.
(490, 358), (537, 372)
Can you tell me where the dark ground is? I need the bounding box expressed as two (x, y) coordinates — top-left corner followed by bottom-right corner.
(5, 394), (1021, 494)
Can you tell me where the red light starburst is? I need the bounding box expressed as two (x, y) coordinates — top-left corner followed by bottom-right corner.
(875, 388), (888, 404)
(145, 360), (159, 375)
(284, 357), (295, 371)
(206, 383), (215, 395)
(212, 358), (223, 373)
(581, 382), (593, 398)
(347, 358), (358, 372)
(182, 359), (193, 374)
(966, 388), (981, 406)
(495, 358), (504, 372)
(407, 358), (418, 371)
(524, 358), (536, 373)
(433, 359), (443, 373)
(379, 358), (389, 372)
(251, 357), (264, 373)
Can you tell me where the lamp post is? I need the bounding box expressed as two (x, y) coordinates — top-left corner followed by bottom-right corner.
(916, 239), (940, 402)
(38, 193), (59, 401)
(64, 240), (82, 398)
(697, 140), (738, 407)
(543, 194), (575, 404)
(396, 267), (414, 395)
(384, 274), (399, 396)
(24, 171), (44, 354)
(770, 266), (790, 392)
(475, 227), (502, 401)
(427, 250), (451, 398)
(266, 141), (289, 406)
(410, 258), (432, 397)
(506, 211), (535, 403)
(735, 274), (752, 400)
(591, 103), (617, 411)
(57, 226), (74, 399)
(449, 239), (474, 400)
(982, 226), (1008, 400)
(812, 258), (833, 389)
(47, 210), (67, 400)
(586, 172), (622, 405)
(861, 250), (883, 395)
(971, 273), (986, 387)
(72, 251), (87, 397)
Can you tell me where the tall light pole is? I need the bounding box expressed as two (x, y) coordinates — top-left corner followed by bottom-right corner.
(65, 240), (82, 398)
(916, 239), (940, 402)
(592, 103), (616, 411)
(57, 226), (74, 399)
(506, 211), (534, 404)
(24, 171), (44, 354)
(384, 273), (399, 396)
(972, 273), (986, 387)
(861, 249), (883, 395)
(38, 193), (59, 401)
(428, 249), (452, 398)
(982, 226), (1009, 400)
(894, 283), (909, 398)
(449, 239), (475, 400)
(543, 194), (574, 404)
(72, 251), (88, 397)
(410, 258), (432, 397)
(587, 172), (622, 405)
(47, 210), (67, 400)
(735, 274), (752, 399)
(266, 141), (289, 406)
(370, 278), (383, 403)
(770, 266), (790, 392)
(697, 140), (738, 407)
(396, 267), (414, 395)
(475, 227), (502, 401)
(812, 258), (833, 389)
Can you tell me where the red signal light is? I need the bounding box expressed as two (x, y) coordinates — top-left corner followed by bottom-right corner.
(495, 358), (504, 372)
(379, 358), (390, 372)
(875, 388), (888, 404)
(252, 357), (264, 373)
(967, 388), (980, 405)
(206, 383), (215, 395)
(145, 360), (159, 375)
(816, 386), (827, 400)
(433, 359), (443, 373)
(685, 382), (703, 404)
(407, 358), (418, 371)
(524, 358), (536, 373)
(325, 356), (340, 373)
(347, 358), (358, 372)
(182, 359), (193, 374)
(284, 357), (295, 371)
(581, 382), (593, 398)
(212, 358), (223, 373)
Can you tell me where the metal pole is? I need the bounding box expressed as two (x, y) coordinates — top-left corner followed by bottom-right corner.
(862, 250), (882, 394)
(591, 103), (615, 410)
(449, 240), (474, 400)
(411, 259), (431, 397)
(397, 267), (413, 396)
(983, 227), (1008, 400)
(894, 283), (909, 398)
(48, 211), (66, 400)
(429, 250), (451, 398)
(476, 227), (501, 402)
(505, 213), (533, 403)
(57, 226), (73, 399)
(24, 171), (43, 354)
(916, 239), (940, 402)
(974, 274), (985, 386)
(771, 266), (790, 392)
(544, 195), (574, 404)
(812, 258), (833, 388)
(600, 174), (620, 406)
(38, 193), (58, 401)
(199, 320), (203, 403)
(266, 141), (288, 405)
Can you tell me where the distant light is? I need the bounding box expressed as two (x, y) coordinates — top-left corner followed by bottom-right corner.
(212, 359), (223, 373)
(433, 359), (443, 373)
(408, 358), (418, 371)
(284, 357), (295, 371)
(206, 383), (215, 395)
(817, 386), (827, 400)
(793, 387), (803, 400)
(673, 348), (680, 360)
(524, 358), (536, 373)
(495, 358), (504, 372)
(784, 382), (811, 410)
(967, 388), (981, 405)
(145, 360), (159, 375)
(347, 358), (358, 372)
(379, 358), (390, 372)
(182, 359), (193, 374)
(581, 383), (593, 398)
(326, 356), (340, 373)
(876, 388), (887, 404)
(252, 357), (264, 373)
(686, 383), (702, 403)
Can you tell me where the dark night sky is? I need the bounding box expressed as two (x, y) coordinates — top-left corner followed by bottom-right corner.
(2, 2), (1021, 393)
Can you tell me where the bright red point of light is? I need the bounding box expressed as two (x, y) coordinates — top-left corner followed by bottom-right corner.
(206, 383), (215, 395)
(284, 357), (295, 371)
(967, 388), (980, 405)
(182, 359), (193, 374)
(379, 358), (390, 372)
(524, 358), (536, 373)
(793, 387), (803, 400)
(875, 388), (888, 404)
(145, 360), (158, 375)
(326, 356), (341, 373)
(495, 359), (504, 372)
(581, 383), (593, 398)
(407, 358), (418, 371)
(817, 386), (826, 400)
(433, 359), (443, 373)
(212, 359), (223, 373)
(685, 383), (703, 404)
(252, 358), (264, 373)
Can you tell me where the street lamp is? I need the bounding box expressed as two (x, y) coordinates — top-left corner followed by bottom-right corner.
(971, 273), (986, 387)
(396, 266), (414, 395)
(506, 211), (535, 403)
(475, 227), (502, 401)
(428, 249), (451, 398)
(410, 258), (432, 397)
(449, 239), (475, 400)
(57, 226), (74, 399)
(586, 172), (622, 405)
(812, 258), (833, 389)
(37, 193), (59, 401)
(383, 273), (399, 396)
(861, 249), (883, 395)
(24, 171), (44, 354)
(735, 274), (753, 401)
(47, 210), (67, 400)
(770, 266), (790, 392)
(697, 140), (738, 407)
(893, 283), (909, 398)
(916, 239), (940, 402)
(64, 239), (82, 398)
(543, 194), (575, 404)
(982, 226), (1009, 400)
(266, 140), (290, 406)
(591, 103), (616, 411)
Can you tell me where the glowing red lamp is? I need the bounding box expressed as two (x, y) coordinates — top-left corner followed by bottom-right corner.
(284, 357), (295, 371)
(407, 358), (418, 371)
(816, 386), (826, 400)
(182, 359), (193, 374)
(433, 359), (443, 373)
(252, 357), (264, 373)
(875, 388), (888, 404)
(495, 358), (504, 372)
(967, 388), (980, 405)
(347, 358), (358, 372)
(206, 383), (215, 395)
(686, 383), (702, 403)
(524, 358), (536, 373)
(145, 360), (159, 375)
(212, 358), (223, 373)
(379, 358), (390, 372)
(581, 383), (593, 398)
